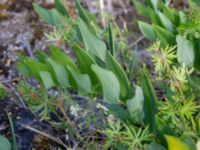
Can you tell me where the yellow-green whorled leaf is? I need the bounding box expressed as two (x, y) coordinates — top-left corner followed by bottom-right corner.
(47, 58), (69, 87)
(176, 35), (194, 67)
(127, 86), (144, 124)
(91, 64), (120, 102)
(106, 51), (132, 100)
(77, 18), (106, 61)
(138, 21), (156, 42)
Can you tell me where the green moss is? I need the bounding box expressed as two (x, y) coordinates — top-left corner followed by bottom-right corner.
(0, 84), (6, 100)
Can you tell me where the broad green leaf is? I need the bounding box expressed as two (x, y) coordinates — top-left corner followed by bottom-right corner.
(50, 46), (78, 87)
(149, 8), (162, 26)
(85, 10), (99, 32)
(196, 140), (200, 150)
(163, 0), (171, 5)
(26, 59), (50, 80)
(75, 0), (100, 34)
(152, 24), (176, 46)
(54, 0), (68, 16)
(151, 0), (159, 12)
(50, 46), (78, 71)
(193, 40), (200, 70)
(117, 144), (129, 150)
(73, 45), (98, 86)
(138, 21), (156, 41)
(146, 141), (166, 150)
(33, 3), (53, 24)
(35, 50), (48, 63)
(16, 63), (30, 77)
(51, 9), (67, 27)
(106, 51), (131, 100)
(161, 3), (180, 26)
(166, 135), (190, 150)
(16, 57), (32, 78)
(179, 11), (187, 24)
(85, 9), (98, 25)
(75, 0), (90, 26)
(47, 58), (69, 87)
(91, 65), (120, 102)
(176, 35), (194, 67)
(140, 69), (158, 133)
(158, 11), (174, 33)
(33, 3), (67, 27)
(144, 0), (152, 5)
(132, 0), (150, 18)
(67, 67), (91, 95)
(108, 22), (115, 56)
(181, 135), (196, 150)
(106, 103), (131, 121)
(127, 86), (144, 124)
(39, 71), (55, 89)
(0, 135), (11, 150)
(77, 18), (106, 61)
(188, 0), (200, 9)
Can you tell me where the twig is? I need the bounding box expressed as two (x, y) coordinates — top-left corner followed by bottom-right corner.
(70, 94), (88, 100)
(118, 0), (128, 14)
(0, 124), (7, 131)
(128, 36), (145, 48)
(99, 0), (105, 27)
(0, 77), (19, 84)
(16, 35), (35, 59)
(22, 124), (68, 149)
(7, 112), (18, 150)
(5, 83), (26, 108)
